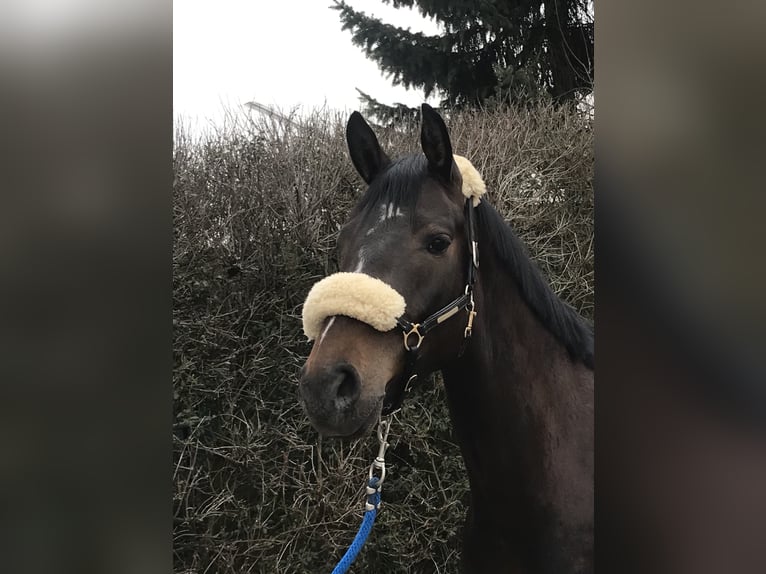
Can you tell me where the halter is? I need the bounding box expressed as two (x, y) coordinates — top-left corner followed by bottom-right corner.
(382, 198), (479, 415)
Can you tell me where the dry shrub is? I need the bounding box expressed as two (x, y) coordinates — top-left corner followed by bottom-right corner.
(173, 103), (592, 573)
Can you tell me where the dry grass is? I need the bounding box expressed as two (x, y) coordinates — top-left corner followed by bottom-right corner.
(173, 103), (593, 573)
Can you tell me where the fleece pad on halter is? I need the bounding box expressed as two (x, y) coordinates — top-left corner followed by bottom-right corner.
(454, 155), (486, 207)
(302, 272), (406, 341)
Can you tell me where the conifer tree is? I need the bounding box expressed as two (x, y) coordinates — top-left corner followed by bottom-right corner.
(333, 0), (593, 119)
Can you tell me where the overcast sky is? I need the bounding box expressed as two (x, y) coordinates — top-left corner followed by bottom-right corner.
(173, 0), (442, 131)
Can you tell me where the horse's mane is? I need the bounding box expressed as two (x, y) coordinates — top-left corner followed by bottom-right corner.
(351, 153), (594, 369)
(476, 201), (595, 369)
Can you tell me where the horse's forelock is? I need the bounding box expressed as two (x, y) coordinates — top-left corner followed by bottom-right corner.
(352, 154), (428, 226)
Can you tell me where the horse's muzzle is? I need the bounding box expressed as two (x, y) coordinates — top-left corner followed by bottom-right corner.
(299, 362), (381, 437)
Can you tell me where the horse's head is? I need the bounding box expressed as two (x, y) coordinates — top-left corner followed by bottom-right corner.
(299, 104), (484, 438)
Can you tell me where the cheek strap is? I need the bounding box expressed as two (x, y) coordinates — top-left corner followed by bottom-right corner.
(302, 272), (406, 341)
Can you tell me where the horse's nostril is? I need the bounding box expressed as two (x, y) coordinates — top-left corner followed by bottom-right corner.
(333, 365), (360, 409)
(336, 371), (355, 399)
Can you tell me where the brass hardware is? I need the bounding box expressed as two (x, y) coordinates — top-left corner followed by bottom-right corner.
(464, 309), (477, 338)
(403, 324), (424, 350)
(464, 291), (477, 338)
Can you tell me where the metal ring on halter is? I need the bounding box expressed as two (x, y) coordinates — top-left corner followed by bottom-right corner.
(402, 324), (424, 351)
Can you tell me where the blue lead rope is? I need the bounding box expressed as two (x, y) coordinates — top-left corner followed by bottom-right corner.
(331, 476), (382, 574)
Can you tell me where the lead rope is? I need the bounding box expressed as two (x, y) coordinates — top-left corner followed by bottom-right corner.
(330, 417), (392, 574)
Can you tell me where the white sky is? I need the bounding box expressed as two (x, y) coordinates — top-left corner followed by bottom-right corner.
(173, 0), (442, 131)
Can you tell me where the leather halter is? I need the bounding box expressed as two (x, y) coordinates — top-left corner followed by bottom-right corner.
(381, 198), (479, 415)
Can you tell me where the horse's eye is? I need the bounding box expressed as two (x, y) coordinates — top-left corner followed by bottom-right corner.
(426, 235), (451, 255)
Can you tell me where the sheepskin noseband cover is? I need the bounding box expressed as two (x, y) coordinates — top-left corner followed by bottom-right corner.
(302, 272), (406, 341)
(453, 154), (486, 207)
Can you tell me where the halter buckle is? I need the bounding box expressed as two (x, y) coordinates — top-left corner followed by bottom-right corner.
(403, 324), (424, 351)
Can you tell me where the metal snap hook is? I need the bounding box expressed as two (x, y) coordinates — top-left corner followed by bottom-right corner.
(464, 292), (477, 339)
(369, 416), (392, 486)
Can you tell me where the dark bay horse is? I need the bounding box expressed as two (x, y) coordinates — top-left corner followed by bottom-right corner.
(299, 104), (593, 573)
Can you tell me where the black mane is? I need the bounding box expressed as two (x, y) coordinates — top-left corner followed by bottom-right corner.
(476, 201), (594, 369)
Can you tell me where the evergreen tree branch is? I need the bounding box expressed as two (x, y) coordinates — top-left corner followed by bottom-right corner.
(333, 0), (593, 109)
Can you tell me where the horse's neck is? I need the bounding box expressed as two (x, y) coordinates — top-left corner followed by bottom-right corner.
(441, 252), (593, 567)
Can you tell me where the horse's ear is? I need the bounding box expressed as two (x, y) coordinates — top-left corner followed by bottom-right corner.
(346, 112), (390, 184)
(420, 103), (454, 182)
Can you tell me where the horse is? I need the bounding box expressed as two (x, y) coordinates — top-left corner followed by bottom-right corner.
(298, 104), (594, 573)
